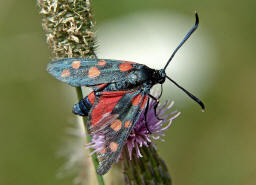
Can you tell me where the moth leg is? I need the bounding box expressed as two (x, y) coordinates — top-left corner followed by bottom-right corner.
(148, 94), (158, 101)
(158, 84), (163, 99)
(144, 97), (152, 134)
(148, 94), (163, 121)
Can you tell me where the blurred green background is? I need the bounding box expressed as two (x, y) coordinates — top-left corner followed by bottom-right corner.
(0, 0), (255, 185)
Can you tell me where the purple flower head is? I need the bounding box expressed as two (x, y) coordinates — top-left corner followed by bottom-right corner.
(87, 91), (180, 160)
(126, 94), (180, 159)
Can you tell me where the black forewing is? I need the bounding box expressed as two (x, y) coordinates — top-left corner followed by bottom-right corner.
(47, 58), (150, 87)
(87, 90), (148, 175)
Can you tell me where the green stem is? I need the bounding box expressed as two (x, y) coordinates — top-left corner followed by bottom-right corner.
(76, 88), (105, 185)
(123, 144), (172, 185)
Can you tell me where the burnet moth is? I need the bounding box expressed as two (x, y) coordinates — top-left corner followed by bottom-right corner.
(47, 13), (205, 175)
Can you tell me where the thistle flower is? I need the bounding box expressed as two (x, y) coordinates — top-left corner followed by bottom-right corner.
(126, 96), (180, 159)
(88, 92), (180, 161)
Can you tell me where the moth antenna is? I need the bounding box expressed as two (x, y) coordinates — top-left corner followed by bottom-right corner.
(163, 12), (199, 71)
(166, 75), (205, 111)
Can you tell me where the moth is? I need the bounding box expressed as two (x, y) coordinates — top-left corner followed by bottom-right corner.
(47, 13), (204, 175)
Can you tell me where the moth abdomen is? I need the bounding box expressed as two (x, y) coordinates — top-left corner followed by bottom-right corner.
(72, 96), (93, 116)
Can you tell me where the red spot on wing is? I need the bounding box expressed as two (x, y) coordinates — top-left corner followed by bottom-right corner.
(71, 60), (81, 69)
(88, 67), (100, 78)
(61, 69), (70, 78)
(88, 92), (95, 104)
(98, 60), (107, 66)
(111, 119), (122, 131)
(131, 94), (142, 106)
(109, 142), (118, 152)
(119, 63), (133, 72)
(124, 120), (132, 128)
(140, 96), (148, 110)
(90, 91), (129, 126)
(100, 148), (106, 154)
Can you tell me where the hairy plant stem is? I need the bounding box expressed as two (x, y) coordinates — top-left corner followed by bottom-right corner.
(37, 0), (105, 184)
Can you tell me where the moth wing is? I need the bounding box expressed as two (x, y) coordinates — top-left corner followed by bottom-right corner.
(47, 58), (146, 87)
(88, 90), (148, 175)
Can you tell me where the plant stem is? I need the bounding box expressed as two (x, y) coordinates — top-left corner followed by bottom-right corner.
(123, 145), (172, 185)
(76, 87), (105, 185)
(37, 0), (105, 184)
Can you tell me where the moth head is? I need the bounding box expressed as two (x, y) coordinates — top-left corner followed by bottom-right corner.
(156, 69), (166, 84)
(150, 69), (166, 86)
